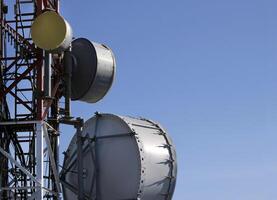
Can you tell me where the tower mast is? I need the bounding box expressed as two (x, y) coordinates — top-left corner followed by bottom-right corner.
(0, 1), (63, 199)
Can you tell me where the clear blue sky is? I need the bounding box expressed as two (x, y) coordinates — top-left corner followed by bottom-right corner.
(59, 0), (277, 199)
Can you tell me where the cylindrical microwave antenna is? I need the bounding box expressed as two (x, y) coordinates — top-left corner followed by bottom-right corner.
(31, 11), (73, 52)
(70, 38), (116, 103)
(61, 113), (177, 200)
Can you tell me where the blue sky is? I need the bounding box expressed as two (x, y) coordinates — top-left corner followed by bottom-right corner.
(58, 0), (277, 199)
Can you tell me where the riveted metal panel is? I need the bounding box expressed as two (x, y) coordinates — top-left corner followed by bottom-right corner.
(62, 113), (177, 200)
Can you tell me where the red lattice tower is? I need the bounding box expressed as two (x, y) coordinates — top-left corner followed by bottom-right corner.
(0, 1), (63, 199)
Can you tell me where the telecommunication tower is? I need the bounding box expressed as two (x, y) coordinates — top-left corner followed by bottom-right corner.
(0, 1), (178, 200)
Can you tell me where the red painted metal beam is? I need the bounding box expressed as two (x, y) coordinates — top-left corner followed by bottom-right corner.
(34, 0), (45, 120)
(36, 0), (44, 14)
(0, 59), (42, 99)
(0, 19), (35, 51)
(42, 80), (60, 120)
(35, 51), (43, 120)
(3, 58), (19, 74)
(7, 88), (33, 112)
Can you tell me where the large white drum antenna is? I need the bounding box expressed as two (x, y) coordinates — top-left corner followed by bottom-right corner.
(61, 113), (177, 200)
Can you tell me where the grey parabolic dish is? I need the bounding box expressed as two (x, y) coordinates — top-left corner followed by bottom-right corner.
(71, 38), (116, 103)
(61, 113), (177, 200)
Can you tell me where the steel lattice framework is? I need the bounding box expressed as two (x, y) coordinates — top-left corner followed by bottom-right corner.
(0, 0), (64, 199)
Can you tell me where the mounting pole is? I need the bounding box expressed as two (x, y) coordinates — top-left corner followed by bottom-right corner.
(64, 50), (73, 118)
(36, 122), (44, 199)
(44, 51), (52, 98)
(76, 121), (84, 200)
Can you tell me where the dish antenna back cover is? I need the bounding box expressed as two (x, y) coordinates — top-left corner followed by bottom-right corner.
(61, 113), (177, 200)
(31, 11), (73, 52)
(70, 38), (116, 103)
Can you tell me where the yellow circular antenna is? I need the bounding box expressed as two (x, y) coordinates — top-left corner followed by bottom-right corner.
(31, 11), (73, 52)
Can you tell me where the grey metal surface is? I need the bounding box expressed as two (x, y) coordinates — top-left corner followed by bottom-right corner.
(61, 113), (177, 200)
(57, 19), (73, 52)
(70, 38), (116, 103)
